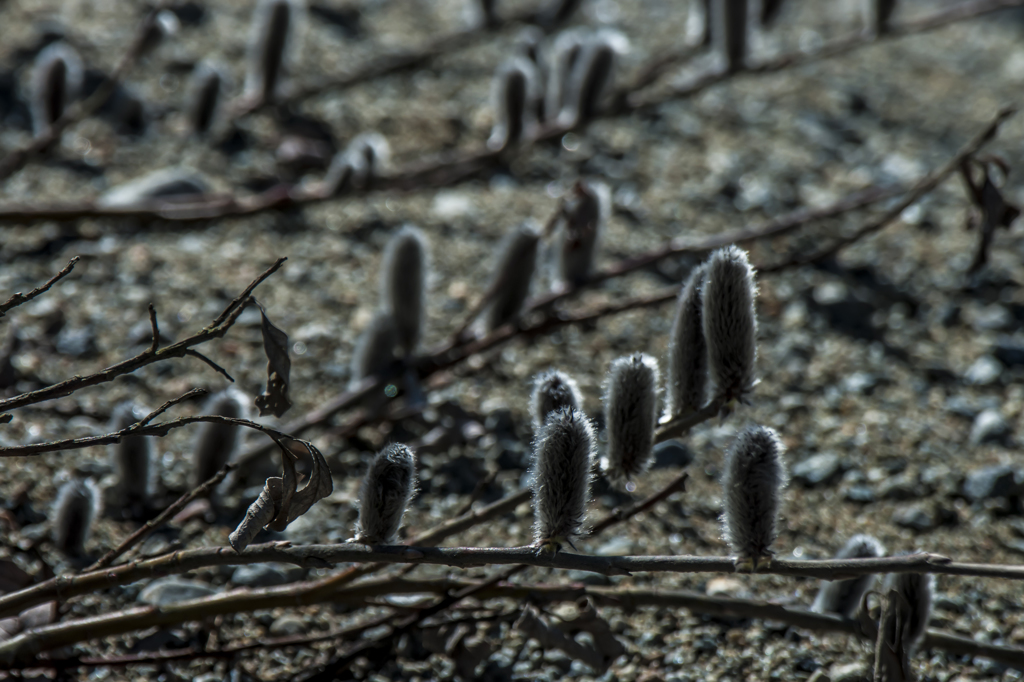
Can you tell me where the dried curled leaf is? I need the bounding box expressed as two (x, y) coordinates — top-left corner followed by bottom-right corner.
(254, 302), (292, 418)
(229, 439), (332, 552)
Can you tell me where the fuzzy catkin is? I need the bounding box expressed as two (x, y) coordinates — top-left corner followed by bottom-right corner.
(702, 246), (758, 404)
(711, 0), (747, 73)
(187, 62), (223, 135)
(191, 390), (244, 489)
(531, 407), (596, 544)
(545, 29), (587, 125)
(666, 264), (708, 418)
(346, 132), (391, 189)
(488, 57), (539, 151)
(52, 479), (100, 557)
(863, 0), (897, 35)
(721, 425), (786, 562)
(530, 370), (583, 433)
(882, 568), (934, 654)
(30, 41), (83, 137)
(558, 32), (626, 127)
(484, 223), (541, 332)
(602, 353), (660, 484)
(109, 402), (152, 508)
(812, 534), (885, 618)
(556, 180), (608, 287)
(246, 0), (302, 103)
(380, 226), (428, 357)
(354, 443), (417, 544)
(350, 311), (398, 386)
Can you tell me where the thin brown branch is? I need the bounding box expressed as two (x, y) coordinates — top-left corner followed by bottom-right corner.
(0, 6), (166, 182)
(589, 471), (689, 536)
(137, 388), (206, 428)
(183, 349), (235, 382)
(146, 304), (159, 354)
(761, 106), (1017, 271)
(0, 257), (80, 319)
(84, 462), (236, 572)
(0, 258), (284, 414)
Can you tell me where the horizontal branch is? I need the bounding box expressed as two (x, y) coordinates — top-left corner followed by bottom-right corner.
(0, 258), (284, 414)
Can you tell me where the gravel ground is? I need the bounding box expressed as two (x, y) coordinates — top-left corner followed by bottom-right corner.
(3, 0), (1024, 680)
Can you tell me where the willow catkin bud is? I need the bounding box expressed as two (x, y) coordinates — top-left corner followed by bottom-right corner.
(30, 41), (84, 137)
(760, 0), (785, 25)
(245, 0), (304, 103)
(484, 222), (540, 332)
(354, 443), (417, 544)
(601, 353), (660, 485)
(191, 390), (246, 489)
(532, 407), (595, 546)
(882, 567), (934, 654)
(545, 29), (587, 126)
(345, 132), (391, 190)
(556, 180), (608, 288)
(350, 311), (398, 386)
(530, 369), (583, 433)
(187, 61), (224, 135)
(52, 479), (100, 557)
(862, 0), (897, 35)
(140, 9), (180, 55)
(109, 402), (153, 508)
(702, 246), (758, 404)
(557, 31), (628, 127)
(812, 534), (885, 618)
(721, 425), (786, 568)
(380, 225), (428, 357)
(711, 0), (747, 73)
(666, 264), (708, 418)
(487, 57), (539, 151)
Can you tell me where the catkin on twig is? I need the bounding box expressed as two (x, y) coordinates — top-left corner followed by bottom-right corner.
(380, 226), (429, 357)
(483, 223), (541, 332)
(109, 402), (153, 512)
(602, 353), (660, 484)
(354, 443), (417, 545)
(30, 41), (84, 137)
(187, 62), (224, 136)
(532, 407), (596, 548)
(545, 29), (587, 126)
(711, 0), (748, 73)
(666, 264), (708, 418)
(702, 246), (758, 405)
(487, 57), (540, 151)
(721, 425), (786, 569)
(558, 31), (628, 127)
(555, 180), (609, 288)
(191, 390), (246, 490)
(812, 534), (885, 618)
(530, 369), (583, 433)
(52, 478), (101, 558)
(245, 0), (304, 104)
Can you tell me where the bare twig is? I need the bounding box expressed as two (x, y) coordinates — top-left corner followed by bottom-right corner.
(0, 258), (285, 413)
(84, 462), (236, 571)
(0, 258), (80, 319)
(589, 471), (689, 536)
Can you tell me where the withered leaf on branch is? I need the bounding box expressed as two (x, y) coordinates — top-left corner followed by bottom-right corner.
(254, 301), (293, 418)
(229, 439), (333, 552)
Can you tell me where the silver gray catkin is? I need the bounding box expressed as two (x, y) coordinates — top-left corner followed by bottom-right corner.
(380, 225), (429, 357)
(556, 180), (608, 288)
(354, 443), (417, 544)
(187, 62), (224, 136)
(666, 264), (708, 418)
(703, 246), (758, 405)
(245, 0), (303, 103)
(863, 0), (897, 35)
(484, 223), (541, 332)
(811, 534), (886, 618)
(882, 567), (934, 654)
(557, 31), (627, 127)
(721, 425), (786, 568)
(544, 29), (587, 126)
(350, 311), (398, 387)
(532, 407), (596, 546)
(109, 402), (153, 509)
(30, 41), (84, 137)
(530, 369), (583, 433)
(487, 57), (539, 151)
(601, 353), (660, 484)
(323, 132), (390, 195)
(52, 479), (100, 557)
(711, 0), (747, 73)
(190, 390), (245, 489)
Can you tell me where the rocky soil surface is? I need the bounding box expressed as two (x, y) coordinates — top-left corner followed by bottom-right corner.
(3, 0), (1024, 680)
